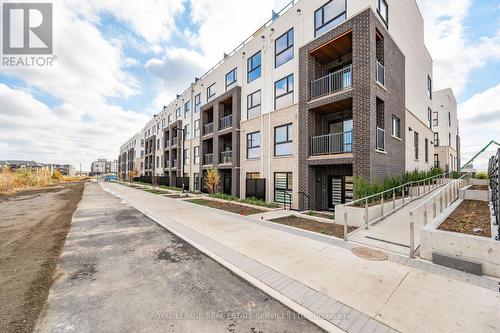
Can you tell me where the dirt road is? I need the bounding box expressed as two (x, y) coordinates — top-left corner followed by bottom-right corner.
(0, 183), (84, 333)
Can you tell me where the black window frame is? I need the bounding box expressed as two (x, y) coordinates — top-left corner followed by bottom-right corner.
(225, 68), (237, 89)
(194, 93), (201, 113)
(414, 131), (419, 160)
(314, 0), (347, 37)
(247, 90), (261, 119)
(427, 75), (432, 99)
(247, 51), (261, 83)
(175, 107), (181, 119)
(274, 74), (294, 110)
(377, 0), (388, 28)
(432, 111), (438, 127)
(193, 146), (200, 164)
(274, 123), (293, 157)
(434, 133), (439, 146)
(247, 131), (261, 159)
(427, 108), (432, 128)
(193, 172), (200, 190)
(391, 115), (401, 139)
(274, 172), (293, 203)
(207, 83), (216, 101)
(425, 138), (429, 162)
(184, 100), (190, 118)
(275, 28), (294, 68)
(194, 119), (200, 137)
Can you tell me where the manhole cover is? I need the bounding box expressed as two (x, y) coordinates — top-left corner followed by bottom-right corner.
(351, 247), (388, 261)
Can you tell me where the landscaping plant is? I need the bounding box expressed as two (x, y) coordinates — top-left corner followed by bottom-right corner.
(204, 167), (221, 195)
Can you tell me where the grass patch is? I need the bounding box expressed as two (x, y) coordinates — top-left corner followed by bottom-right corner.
(210, 193), (280, 209)
(142, 188), (165, 195)
(186, 198), (265, 216)
(270, 215), (356, 238)
(305, 211), (335, 220)
(159, 185), (182, 192)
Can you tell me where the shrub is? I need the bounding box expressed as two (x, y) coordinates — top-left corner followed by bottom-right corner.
(204, 167), (221, 195)
(474, 171), (488, 180)
(51, 170), (63, 181)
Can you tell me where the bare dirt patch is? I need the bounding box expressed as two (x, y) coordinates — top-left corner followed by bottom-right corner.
(469, 185), (488, 191)
(0, 182), (84, 333)
(438, 200), (491, 237)
(270, 215), (357, 238)
(186, 198), (265, 216)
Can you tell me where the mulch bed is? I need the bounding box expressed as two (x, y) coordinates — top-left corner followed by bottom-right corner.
(305, 211), (335, 220)
(270, 215), (357, 239)
(438, 200), (491, 237)
(186, 199), (265, 216)
(469, 185), (488, 191)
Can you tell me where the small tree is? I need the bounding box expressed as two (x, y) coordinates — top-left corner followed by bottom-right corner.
(128, 169), (139, 185)
(205, 167), (221, 195)
(51, 170), (63, 182)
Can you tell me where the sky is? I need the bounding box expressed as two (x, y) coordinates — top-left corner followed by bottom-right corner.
(0, 0), (499, 171)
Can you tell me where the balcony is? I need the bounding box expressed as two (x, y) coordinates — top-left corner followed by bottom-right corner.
(172, 159), (178, 168)
(219, 114), (232, 131)
(310, 132), (352, 156)
(220, 150), (232, 164)
(171, 137), (178, 146)
(165, 161), (170, 168)
(164, 140), (170, 148)
(309, 65), (352, 100)
(376, 127), (385, 151)
(204, 122), (214, 136)
(376, 61), (385, 86)
(204, 153), (214, 165)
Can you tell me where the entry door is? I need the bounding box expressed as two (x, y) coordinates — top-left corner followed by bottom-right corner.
(329, 177), (343, 209)
(222, 174), (231, 195)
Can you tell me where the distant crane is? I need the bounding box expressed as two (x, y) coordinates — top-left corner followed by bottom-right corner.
(462, 140), (500, 170)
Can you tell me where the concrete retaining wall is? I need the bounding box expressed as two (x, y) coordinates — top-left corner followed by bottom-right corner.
(459, 185), (489, 202)
(470, 179), (489, 186)
(336, 197), (406, 227)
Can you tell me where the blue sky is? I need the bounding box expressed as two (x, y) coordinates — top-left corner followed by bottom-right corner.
(0, 0), (499, 170)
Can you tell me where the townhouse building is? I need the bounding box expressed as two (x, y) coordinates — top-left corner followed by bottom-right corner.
(129, 0), (456, 211)
(90, 159), (107, 176)
(118, 132), (144, 180)
(432, 88), (460, 172)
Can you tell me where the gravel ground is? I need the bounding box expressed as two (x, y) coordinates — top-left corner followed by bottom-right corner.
(36, 183), (324, 333)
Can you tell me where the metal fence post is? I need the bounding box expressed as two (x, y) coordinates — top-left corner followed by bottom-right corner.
(410, 213), (415, 258)
(365, 199), (369, 230)
(393, 189), (396, 210)
(344, 210), (348, 241)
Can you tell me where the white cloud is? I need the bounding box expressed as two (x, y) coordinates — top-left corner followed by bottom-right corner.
(417, 0), (500, 95)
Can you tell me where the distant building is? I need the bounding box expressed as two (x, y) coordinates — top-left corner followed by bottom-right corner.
(90, 159), (107, 176)
(0, 160), (75, 175)
(118, 132), (144, 180)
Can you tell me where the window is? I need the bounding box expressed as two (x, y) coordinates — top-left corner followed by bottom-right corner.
(274, 172), (292, 204)
(193, 146), (200, 164)
(448, 112), (451, 127)
(432, 111), (438, 127)
(176, 108), (181, 119)
(162, 118), (165, 128)
(156, 156), (159, 167)
(194, 119), (200, 137)
(427, 75), (432, 99)
(377, 0), (388, 27)
(225, 68), (237, 89)
(314, 0), (347, 37)
(157, 138), (160, 149)
(434, 154), (439, 168)
(246, 172), (260, 179)
(183, 148), (188, 165)
(193, 173), (200, 191)
(434, 133), (439, 146)
(247, 90), (261, 119)
(247, 51), (261, 83)
(168, 114), (172, 124)
(194, 93), (201, 113)
(275, 123), (293, 156)
(184, 100), (190, 118)
(414, 131), (419, 160)
(449, 132), (452, 146)
(275, 28), (293, 67)
(157, 123), (160, 131)
(425, 138), (429, 162)
(391, 115), (401, 138)
(207, 83), (215, 101)
(184, 124), (190, 140)
(428, 108), (432, 128)
(274, 74), (294, 110)
(247, 131), (261, 159)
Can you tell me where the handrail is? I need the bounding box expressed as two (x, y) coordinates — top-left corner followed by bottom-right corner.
(283, 191), (292, 210)
(298, 191), (311, 211)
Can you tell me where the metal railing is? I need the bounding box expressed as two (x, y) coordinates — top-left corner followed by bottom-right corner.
(376, 61), (385, 86)
(164, 140), (170, 148)
(275, 190), (292, 210)
(309, 64), (352, 100)
(171, 137), (178, 146)
(204, 153), (214, 165)
(409, 172), (472, 257)
(204, 122), (214, 135)
(310, 131), (352, 156)
(376, 127), (385, 151)
(172, 159), (178, 168)
(165, 161), (170, 168)
(220, 150), (232, 164)
(489, 149), (500, 240)
(342, 172), (453, 241)
(219, 115), (233, 130)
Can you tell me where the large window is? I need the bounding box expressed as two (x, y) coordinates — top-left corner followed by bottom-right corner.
(314, 0), (347, 37)
(193, 172), (200, 191)
(225, 68), (237, 89)
(275, 28), (294, 68)
(391, 115), (401, 138)
(425, 138), (429, 162)
(449, 132), (452, 146)
(194, 119), (200, 137)
(168, 114), (172, 124)
(274, 74), (294, 110)
(176, 107), (181, 119)
(377, 0), (388, 27)
(274, 172), (292, 204)
(247, 90), (261, 119)
(193, 146), (200, 164)
(434, 154), (439, 168)
(184, 124), (190, 140)
(247, 51), (261, 83)
(448, 112), (451, 126)
(275, 123), (293, 156)
(427, 108), (432, 128)
(434, 133), (439, 146)
(427, 75), (432, 99)
(184, 100), (190, 118)
(207, 83), (216, 101)
(247, 131), (261, 159)
(414, 131), (419, 160)
(432, 111), (438, 127)
(183, 148), (189, 165)
(194, 93), (201, 113)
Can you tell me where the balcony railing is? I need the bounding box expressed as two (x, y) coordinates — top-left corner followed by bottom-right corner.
(220, 150), (232, 164)
(171, 137), (178, 146)
(220, 114), (233, 130)
(172, 159), (178, 168)
(164, 140), (170, 148)
(165, 161), (170, 168)
(204, 153), (214, 165)
(310, 131), (352, 156)
(376, 61), (385, 86)
(309, 64), (352, 100)
(376, 127), (385, 151)
(204, 122), (214, 135)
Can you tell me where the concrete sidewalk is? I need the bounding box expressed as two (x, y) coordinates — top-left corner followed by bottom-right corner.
(103, 183), (500, 333)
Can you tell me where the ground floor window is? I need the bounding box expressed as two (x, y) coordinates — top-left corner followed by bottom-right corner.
(193, 173), (200, 191)
(274, 172), (292, 204)
(246, 172), (260, 179)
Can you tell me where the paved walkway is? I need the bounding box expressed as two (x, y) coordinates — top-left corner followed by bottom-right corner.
(103, 182), (500, 333)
